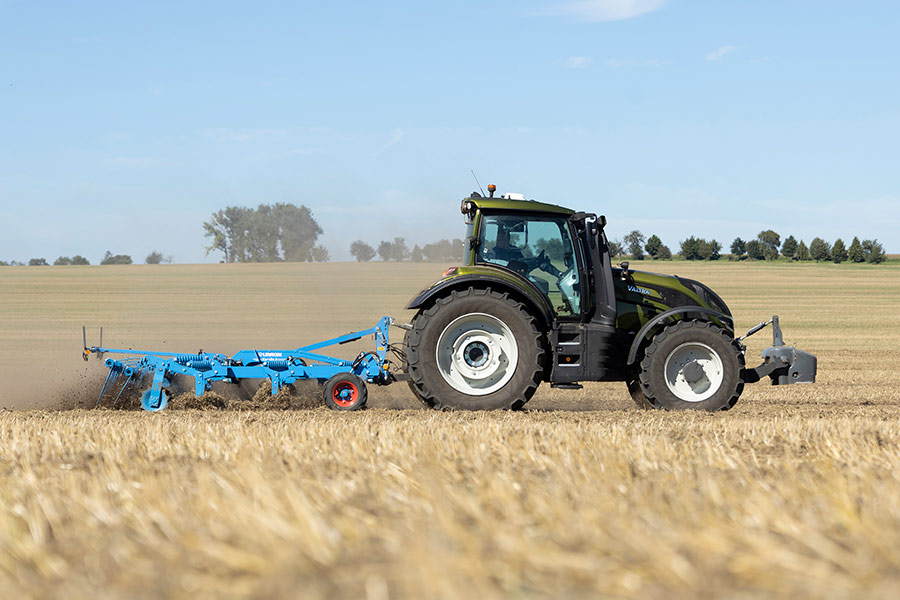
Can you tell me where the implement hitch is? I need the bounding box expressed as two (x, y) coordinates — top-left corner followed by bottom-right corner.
(739, 316), (817, 385)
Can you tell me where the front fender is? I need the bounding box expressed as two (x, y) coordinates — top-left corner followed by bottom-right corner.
(626, 306), (735, 366)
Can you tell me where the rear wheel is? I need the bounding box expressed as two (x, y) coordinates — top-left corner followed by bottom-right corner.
(637, 320), (744, 411)
(323, 373), (368, 411)
(406, 287), (545, 410)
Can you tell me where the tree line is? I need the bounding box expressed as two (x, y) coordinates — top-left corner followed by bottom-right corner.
(606, 229), (887, 264)
(730, 232), (885, 264)
(349, 238), (465, 262)
(3, 202), (331, 266)
(1, 251), (173, 267)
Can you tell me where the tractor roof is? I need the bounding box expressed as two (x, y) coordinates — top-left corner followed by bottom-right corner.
(464, 195), (574, 216)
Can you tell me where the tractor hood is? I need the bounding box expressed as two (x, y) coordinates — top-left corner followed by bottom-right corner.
(614, 267), (732, 318)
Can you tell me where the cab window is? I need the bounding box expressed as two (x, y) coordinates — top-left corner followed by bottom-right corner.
(477, 215), (581, 316)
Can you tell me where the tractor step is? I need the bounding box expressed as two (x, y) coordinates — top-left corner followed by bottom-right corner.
(550, 382), (583, 390)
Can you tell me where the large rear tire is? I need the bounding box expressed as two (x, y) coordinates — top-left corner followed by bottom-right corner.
(637, 320), (745, 411)
(406, 288), (545, 410)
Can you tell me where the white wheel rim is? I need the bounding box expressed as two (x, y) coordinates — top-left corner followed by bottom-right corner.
(436, 313), (518, 396)
(663, 342), (724, 402)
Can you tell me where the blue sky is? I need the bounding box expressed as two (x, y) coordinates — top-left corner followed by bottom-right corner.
(1, 0), (898, 263)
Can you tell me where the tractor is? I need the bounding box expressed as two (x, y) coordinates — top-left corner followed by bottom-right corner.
(403, 186), (817, 411)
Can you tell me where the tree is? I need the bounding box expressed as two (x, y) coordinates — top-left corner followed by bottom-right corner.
(309, 245), (330, 262)
(422, 239), (465, 261)
(781, 235), (798, 260)
(796, 241), (810, 261)
(28, 258), (48, 266)
(809, 238), (830, 262)
(862, 239), (886, 264)
(608, 239), (624, 258)
(730, 237), (746, 260)
(203, 203), (323, 263)
(145, 251), (173, 264)
(831, 238), (848, 263)
(644, 235), (663, 259)
(624, 230), (646, 260)
(657, 244), (672, 260)
(100, 251), (133, 265)
(411, 245), (424, 262)
(697, 239), (712, 260)
(203, 206), (250, 263)
(350, 240), (376, 262)
(848, 237), (864, 263)
(680, 237), (702, 260)
(745, 240), (764, 260)
(757, 230), (781, 260)
(378, 238), (410, 261)
(708, 239), (722, 261)
(71, 255), (90, 265)
(54, 256), (73, 266)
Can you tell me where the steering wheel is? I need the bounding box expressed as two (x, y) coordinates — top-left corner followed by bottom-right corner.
(517, 249), (543, 274)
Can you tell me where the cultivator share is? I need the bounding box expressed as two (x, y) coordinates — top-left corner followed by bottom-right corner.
(82, 185), (817, 412)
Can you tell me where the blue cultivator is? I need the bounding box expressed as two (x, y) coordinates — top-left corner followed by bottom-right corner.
(82, 317), (399, 411)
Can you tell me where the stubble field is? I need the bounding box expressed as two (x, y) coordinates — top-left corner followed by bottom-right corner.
(1, 260), (899, 598)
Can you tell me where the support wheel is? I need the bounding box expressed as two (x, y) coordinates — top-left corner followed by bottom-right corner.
(323, 373), (367, 411)
(637, 320), (745, 411)
(405, 287), (545, 410)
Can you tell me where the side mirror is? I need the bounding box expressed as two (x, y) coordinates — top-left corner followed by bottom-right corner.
(619, 261), (630, 280)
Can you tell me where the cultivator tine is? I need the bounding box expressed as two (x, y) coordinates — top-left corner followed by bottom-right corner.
(97, 368), (117, 407)
(112, 373), (135, 407)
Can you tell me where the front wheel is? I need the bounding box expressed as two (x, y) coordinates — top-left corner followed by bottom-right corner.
(406, 287), (545, 410)
(637, 320), (745, 411)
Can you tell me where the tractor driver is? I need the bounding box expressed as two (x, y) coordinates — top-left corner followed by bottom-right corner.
(486, 222), (561, 280)
(488, 225), (525, 263)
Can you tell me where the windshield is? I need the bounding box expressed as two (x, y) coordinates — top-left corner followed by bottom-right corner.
(477, 214), (581, 316)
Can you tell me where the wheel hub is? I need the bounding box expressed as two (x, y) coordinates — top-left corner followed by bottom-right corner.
(436, 313), (518, 396)
(663, 342), (724, 402)
(463, 341), (490, 368)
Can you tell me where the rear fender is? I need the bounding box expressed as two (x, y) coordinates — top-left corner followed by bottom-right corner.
(406, 273), (554, 331)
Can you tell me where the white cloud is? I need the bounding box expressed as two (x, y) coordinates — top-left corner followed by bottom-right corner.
(567, 56), (592, 69)
(706, 45), (737, 61)
(547, 0), (667, 22)
(373, 129), (407, 157)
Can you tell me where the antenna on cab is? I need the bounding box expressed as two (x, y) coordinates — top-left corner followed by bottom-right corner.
(470, 170), (486, 197)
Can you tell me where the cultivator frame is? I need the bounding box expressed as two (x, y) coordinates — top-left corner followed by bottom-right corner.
(83, 317), (397, 411)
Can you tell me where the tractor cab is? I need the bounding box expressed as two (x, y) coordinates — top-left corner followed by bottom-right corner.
(475, 213), (581, 316)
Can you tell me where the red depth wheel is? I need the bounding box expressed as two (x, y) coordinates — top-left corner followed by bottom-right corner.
(323, 373), (368, 411)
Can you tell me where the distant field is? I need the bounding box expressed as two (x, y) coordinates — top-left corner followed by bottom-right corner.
(2, 260), (900, 598)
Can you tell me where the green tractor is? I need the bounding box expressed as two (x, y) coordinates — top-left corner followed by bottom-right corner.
(403, 187), (817, 411)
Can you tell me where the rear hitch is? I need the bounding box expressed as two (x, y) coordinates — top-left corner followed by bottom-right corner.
(740, 315), (817, 385)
